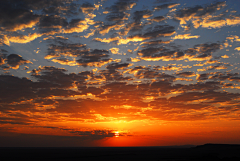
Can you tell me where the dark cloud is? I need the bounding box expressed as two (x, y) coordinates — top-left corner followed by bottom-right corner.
(77, 49), (111, 67)
(134, 67), (176, 80)
(176, 71), (195, 77)
(133, 10), (152, 23)
(209, 72), (240, 82)
(142, 39), (171, 45)
(155, 3), (179, 10)
(45, 99), (90, 114)
(138, 42), (221, 61)
(168, 90), (240, 104)
(6, 54), (31, 69)
(152, 16), (166, 22)
(0, 117), (32, 125)
(174, 2), (227, 28)
(39, 15), (68, 29)
(197, 73), (210, 81)
(0, 132), (109, 147)
(42, 127), (127, 140)
(68, 18), (84, 27)
(194, 43), (221, 55)
(0, 67), (91, 103)
(45, 41), (112, 67)
(184, 42), (222, 60)
(96, 68), (133, 82)
(106, 12), (127, 22)
(31, 66), (89, 88)
(143, 25), (175, 38)
(104, 0), (136, 23)
(155, 0), (178, 3)
(138, 46), (167, 57)
(80, 2), (95, 14)
(11, 0), (68, 10)
(106, 63), (131, 70)
(0, 75), (37, 103)
(43, 3), (79, 15)
(181, 81), (223, 91)
(70, 130), (116, 140)
(175, 5), (203, 19)
(106, 0), (136, 13)
(0, 4), (40, 31)
(45, 41), (88, 59)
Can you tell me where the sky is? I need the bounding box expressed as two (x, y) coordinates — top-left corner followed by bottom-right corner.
(0, 0), (240, 147)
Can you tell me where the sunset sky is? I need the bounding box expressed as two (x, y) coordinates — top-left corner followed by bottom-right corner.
(1, 0), (240, 147)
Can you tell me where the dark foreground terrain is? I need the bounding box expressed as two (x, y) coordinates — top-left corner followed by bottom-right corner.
(1, 144), (240, 161)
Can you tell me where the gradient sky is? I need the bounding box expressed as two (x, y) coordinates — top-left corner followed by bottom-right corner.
(1, 0), (240, 147)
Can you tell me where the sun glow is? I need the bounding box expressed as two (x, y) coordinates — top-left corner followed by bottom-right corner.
(114, 131), (119, 137)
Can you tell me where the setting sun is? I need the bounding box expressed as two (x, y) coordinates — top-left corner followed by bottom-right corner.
(114, 131), (119, 138)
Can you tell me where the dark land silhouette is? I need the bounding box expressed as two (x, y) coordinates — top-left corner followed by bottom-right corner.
(1, 144), (240, 161)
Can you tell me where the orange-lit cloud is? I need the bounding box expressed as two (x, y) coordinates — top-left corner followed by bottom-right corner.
(110, 48), (119, 54)
(172, 34), (200, 40)
(6, 33), (43, 44)
(63, 18), (90, 34)
(235, 47), (240, 51)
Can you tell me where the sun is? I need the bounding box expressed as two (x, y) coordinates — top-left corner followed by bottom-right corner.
(114, 131), (119, 137)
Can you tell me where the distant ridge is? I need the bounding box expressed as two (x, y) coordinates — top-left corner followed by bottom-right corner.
(195, 143), (240, 149)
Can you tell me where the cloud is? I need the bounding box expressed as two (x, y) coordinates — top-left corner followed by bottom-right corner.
(105, 0), (136, 13)
(172, 34), (200, 40)
(45, 42), (88, 59)
(0, 3), (40, 32)
(138, 46), (185, 61)
(0, 35), (10, 46)
(174, 1), (240, 29)
(76, 49), (112, 67)
(103, 0), (136, 24)
(155, 3), (180, 10)
(106, 63), (132, 70)
(39, 15), (68, 29)
(43, 3), (79, 15)
(70, 129), (117, 139)
(235, 47), (240, 51)
(168, 90), (240, 104)
(133, 10), (152, 23)
(0, 55), (5, 66)
(196, 73), (211, 81)
(44, 41), (120, 67)
(151, 16), (166, 22)
(174, 2), (226, 25)
(196, 15), (240, 29)
(95, 25), (175, 45)
(0, 75), (37, 103)
(176, 71), (196, 77)
(142, 40), (171, 45)
(0, 54), (32, 69)
(5, 33), (43, 45)
(208, 72), (240, 82)
(19, 0), (68, 10)
(6, 54), (32, 69)
(80, 2), (96, 14)
(143, 25), (176, 38)
(98, 22), (125, 35)
(110, 47), (119, 54)
(62, 18), (90, 34)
